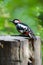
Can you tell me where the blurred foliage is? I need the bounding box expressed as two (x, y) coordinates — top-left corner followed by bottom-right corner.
(0, 0), (43, 40)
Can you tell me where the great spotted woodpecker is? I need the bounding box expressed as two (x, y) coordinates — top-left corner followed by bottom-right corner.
(10, 19), (35, 63)
(10, 19), (36, 40)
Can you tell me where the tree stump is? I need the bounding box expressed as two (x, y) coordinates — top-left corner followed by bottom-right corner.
(0, 36), (41, 65)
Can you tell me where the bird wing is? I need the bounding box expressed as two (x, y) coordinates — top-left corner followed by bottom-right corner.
(17, 23), (28, 33)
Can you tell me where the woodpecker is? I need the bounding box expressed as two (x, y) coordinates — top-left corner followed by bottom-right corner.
(10, 19), (36, 40)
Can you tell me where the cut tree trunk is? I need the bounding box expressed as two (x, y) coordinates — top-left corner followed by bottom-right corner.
(0, 36), (41, 65)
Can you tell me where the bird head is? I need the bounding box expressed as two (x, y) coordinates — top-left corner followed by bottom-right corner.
(10, 19), (20, 25)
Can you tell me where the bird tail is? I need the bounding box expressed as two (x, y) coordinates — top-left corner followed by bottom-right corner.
(29, 33), (37, 40)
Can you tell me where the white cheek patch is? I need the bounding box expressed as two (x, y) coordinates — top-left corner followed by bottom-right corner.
(14, 20), (19, 23)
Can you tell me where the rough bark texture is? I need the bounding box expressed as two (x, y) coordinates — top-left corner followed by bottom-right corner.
(34, 36), (41, 65)
(0, 36), (41, 65)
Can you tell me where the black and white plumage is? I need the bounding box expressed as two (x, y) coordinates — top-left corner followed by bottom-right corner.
(10, 19), (36, 40)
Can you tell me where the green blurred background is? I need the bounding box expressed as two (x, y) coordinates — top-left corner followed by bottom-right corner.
(0, 0), (43, 64)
